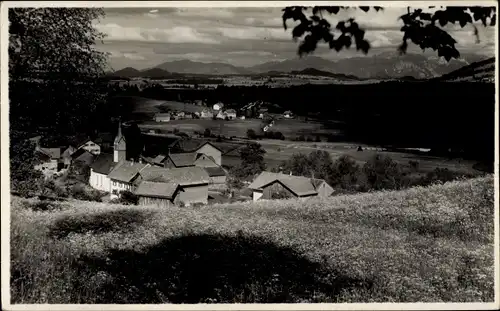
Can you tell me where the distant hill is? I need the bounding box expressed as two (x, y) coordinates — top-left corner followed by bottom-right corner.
(432, 57), (495, 82)
(290, 68), (360, 80)
(108, 52), (492, 80)
(108, 67), (141, 78)
(247, 53), (490, 80)
(154, 59), (252, 75)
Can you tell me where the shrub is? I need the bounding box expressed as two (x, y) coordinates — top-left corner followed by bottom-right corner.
(330, 155), (362, 191)
(173, 128), (179, 134)
(247, 129), (257, 139)
(306, 137), (313, 142)
(274, 131), (285, 140)
(226, 175), (244, 190)
(363, 154), (404, 191)
(119, 190), (139, 205)
(204, 128), (212, 137)
(296, 135), (305, 141)
(70, 184), (103, 202)
(408, 160), (420, 171)
(315, 135), (321, 142)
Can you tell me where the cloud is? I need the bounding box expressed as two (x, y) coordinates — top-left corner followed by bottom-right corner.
(96, 23), (220, 44)
(97, 7), (495, 69)
(217, 26), (291, 41)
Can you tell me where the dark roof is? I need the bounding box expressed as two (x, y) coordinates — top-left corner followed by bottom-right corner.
(204, 166), (226, 177)
(61, 146), (77, 158)
(70, 148), (87, 159)
(38, 147), (61, 160)
(72, 149), (95, 166)
(152, 154), (167, 165)
(90, 153), (115, 175)
(170, 138), (224, 154)
(168, 153), (197, 167)
(135, 181), (178, 199)
(248, 171), (329, 197)
(108, 161), (149, 183)
(140, 166), (209, 186)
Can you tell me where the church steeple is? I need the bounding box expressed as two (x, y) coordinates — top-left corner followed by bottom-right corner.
(114, 120), (126, 163)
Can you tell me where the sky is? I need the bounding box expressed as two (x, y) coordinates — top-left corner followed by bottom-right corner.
(94, 7), (496, 70)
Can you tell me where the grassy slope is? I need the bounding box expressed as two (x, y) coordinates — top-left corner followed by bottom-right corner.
(11, 177), (495, 303)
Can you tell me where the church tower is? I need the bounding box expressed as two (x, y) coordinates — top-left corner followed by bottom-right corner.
(114, 121), (126, 163)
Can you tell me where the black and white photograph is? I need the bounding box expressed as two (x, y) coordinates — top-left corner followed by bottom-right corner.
(1, 0), (498, 308)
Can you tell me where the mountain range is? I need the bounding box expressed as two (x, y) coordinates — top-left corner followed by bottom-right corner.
(108, 52), (493, 80)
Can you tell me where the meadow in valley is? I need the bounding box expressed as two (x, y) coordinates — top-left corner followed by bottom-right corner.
(10, 176), (495, 304)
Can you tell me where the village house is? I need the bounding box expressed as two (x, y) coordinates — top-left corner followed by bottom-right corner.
(77, 139), (101, 155)
(193, 141), (223, 166)
(258, 108), (268, 119)
(70, 148), (95, 167)
(135, 181), (181, 207)
(283, 110), (294, 119)
(34, 147), (62, 178)
(155, 112), (171, 122)
(135, 166), (210, 206)
(248, 171), (334, 201)
(213, 102), (224, 111)
(107, 160), (150, 199)
(173, 111), (185, 120)
(89, 153), (115, 192)
(200, 108), (214, 119)
(204, 166), (227, 184)
(225, 109), (237, 120)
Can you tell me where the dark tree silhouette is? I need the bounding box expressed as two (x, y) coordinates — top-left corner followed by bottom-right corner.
(9, 8), (109, 136)
(282, 6), (496, 61)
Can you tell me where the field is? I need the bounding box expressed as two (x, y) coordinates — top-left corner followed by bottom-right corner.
(11, 177), (494, 303)
(139, 118), (341, 139)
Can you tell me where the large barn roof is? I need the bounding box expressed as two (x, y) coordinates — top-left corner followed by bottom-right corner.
(248, 171), (329, 197)
(135, 181), (178, 199)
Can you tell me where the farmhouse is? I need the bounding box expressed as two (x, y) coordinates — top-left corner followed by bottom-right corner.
(34, 147), (62, 177)
(70, 148), (95, 167)
(225, 109), (237, 120)
(200, 108), (213, 119)
(248, 171), (334, 201)
(89, 153), (115, 192)
(136, 166), (210, 206)
(204, 166), (227, 184)
(135, 181), (180, 207)
(155, 113), (171, 122)
(77, 139), (101, 155)
(107, 161), (150, 199)
(193, 142), (223, 166)
(283, 110), (294, 119)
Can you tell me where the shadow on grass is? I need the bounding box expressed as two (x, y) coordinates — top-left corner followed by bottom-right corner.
(49, 209), (155, 239)
(73, 233), (373, 303)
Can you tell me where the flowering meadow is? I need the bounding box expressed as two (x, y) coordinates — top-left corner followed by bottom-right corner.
(10, 176), (495, 303)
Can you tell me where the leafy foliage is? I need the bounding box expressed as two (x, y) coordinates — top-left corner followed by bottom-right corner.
(10, 135), (43, 197)
(9, 8), (109, 136)
(233, 143), (267, 179)
(282, 6), (496, 61)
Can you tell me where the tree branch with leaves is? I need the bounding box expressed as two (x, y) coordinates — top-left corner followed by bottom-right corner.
(282, 6), (496, 61)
